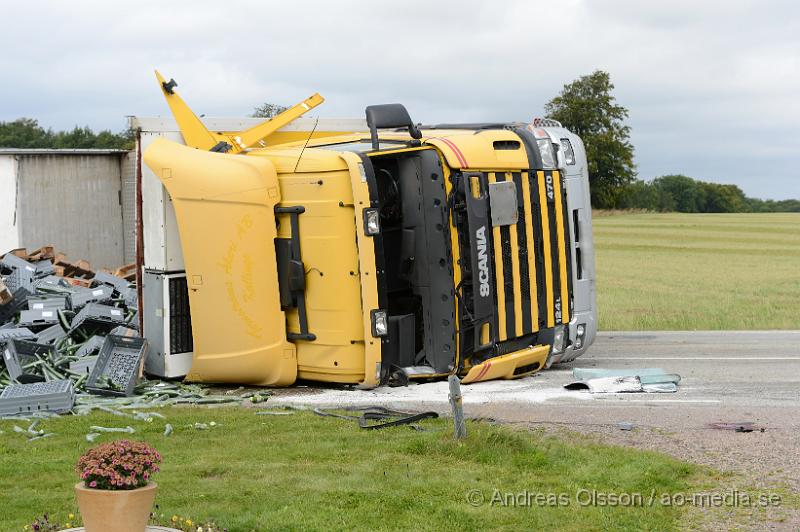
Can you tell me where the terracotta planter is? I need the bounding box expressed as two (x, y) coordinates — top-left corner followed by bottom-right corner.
(75, 481), (158, 532)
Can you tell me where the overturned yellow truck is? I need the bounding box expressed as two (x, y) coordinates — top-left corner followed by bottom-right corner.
(143, 72), (597, 388)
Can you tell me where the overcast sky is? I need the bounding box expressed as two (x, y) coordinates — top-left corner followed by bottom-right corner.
(1, 0), (797, 199)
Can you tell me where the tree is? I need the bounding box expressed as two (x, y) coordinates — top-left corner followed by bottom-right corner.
(0, 118), (52, 148)
(701, 182), (749, 213)
(251, 102), (288, 118)
(652, 175), (707, 213)
(616, 179), (660, 211)
(615, 174), (799, 213)
(545, 70), (636, 208)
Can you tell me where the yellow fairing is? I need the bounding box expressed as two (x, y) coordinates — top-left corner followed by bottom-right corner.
(461, 345), (549, 384)
(143, 138), (296, 386)
(424, 129), (529, 170)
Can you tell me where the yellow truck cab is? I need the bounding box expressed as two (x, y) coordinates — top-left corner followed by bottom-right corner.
(142, 73), (595, 388)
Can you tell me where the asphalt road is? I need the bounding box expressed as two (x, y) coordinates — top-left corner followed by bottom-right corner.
(486, 330), (800, 422)
(272, 331), (800, 527)
(273, 331), (800, 418)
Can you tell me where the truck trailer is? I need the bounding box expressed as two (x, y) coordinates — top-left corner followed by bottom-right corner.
(139, 72), (596, 388)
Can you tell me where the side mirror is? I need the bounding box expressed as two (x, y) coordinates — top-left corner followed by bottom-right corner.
(365, 104), (422, 150)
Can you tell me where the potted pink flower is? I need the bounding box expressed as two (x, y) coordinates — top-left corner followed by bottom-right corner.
(75, 439), (162, 532)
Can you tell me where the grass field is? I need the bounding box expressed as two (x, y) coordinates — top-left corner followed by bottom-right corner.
(0, 407), (702, 531)
(593, 212), (800, 330)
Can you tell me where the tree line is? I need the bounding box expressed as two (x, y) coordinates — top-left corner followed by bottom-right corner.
(0, 118), (133, 150)
(617, 175), (800, 213)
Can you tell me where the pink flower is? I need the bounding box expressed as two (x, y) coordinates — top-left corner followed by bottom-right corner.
(77, 440), (162, 491)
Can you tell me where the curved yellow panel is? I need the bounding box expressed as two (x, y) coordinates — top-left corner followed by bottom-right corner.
(143, 138), (296, 386)
(424, 130), (530, 170)
(460, 345), (549, 384)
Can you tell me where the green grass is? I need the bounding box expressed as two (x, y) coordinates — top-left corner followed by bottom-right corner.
(593, 212), (800, 330)
(1, 407), (700, 531)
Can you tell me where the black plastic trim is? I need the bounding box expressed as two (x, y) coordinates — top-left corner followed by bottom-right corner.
(365, 104), (422, 150)
(210, 141), (232, 153)
(275, 205), (316, 342)
(162, 78), (178, 94)
(527, 172), (547, 329)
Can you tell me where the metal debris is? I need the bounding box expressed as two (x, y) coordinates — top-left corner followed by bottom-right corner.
(708, 422), (765, 433)
(313, 406), (439, 430)
(565, 368), (681, 393)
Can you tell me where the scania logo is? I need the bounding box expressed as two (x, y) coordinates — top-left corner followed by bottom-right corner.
(476, 226), (490, 297)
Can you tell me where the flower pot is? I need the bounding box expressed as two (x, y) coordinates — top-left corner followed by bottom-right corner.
(75, 481), (158, 532)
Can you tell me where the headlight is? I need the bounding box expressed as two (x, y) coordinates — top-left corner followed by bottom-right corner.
(363, 208), (381, 236)
(560, 138), (575, 165)
(537, 139), (557, 169)
(371, 309), (388, 337)
(574, 323), (586, 350)
(551, 325), (566, 355)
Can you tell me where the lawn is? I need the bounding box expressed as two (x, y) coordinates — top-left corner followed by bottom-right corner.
(593, 212), (800, 330)
(1, 406), (700, 531)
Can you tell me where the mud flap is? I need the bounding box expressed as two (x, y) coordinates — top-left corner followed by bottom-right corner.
(144, 138), (296, 386)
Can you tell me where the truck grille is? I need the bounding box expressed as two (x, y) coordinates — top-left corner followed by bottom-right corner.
(489, 170), (572, 340)
(453, 169), (573, 354)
